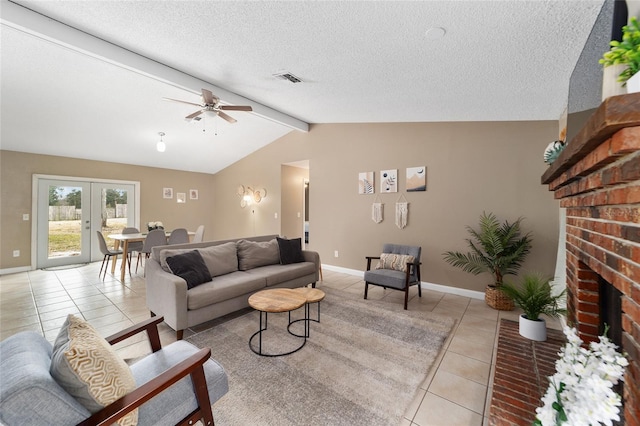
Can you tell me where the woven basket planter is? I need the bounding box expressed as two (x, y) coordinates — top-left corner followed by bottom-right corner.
(485, 285), (514, 311)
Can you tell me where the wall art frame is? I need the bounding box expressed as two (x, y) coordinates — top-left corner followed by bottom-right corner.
(380, 169), (398, 193)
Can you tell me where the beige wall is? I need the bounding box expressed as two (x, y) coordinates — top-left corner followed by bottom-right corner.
(211, 121), (561, 293)
(2, 120), (561, 293)
(0, 151), (216, 270)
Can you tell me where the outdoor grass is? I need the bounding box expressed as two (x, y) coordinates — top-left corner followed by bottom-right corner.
(48, 219), (126, 257)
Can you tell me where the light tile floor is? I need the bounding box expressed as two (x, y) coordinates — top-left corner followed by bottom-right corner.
(0, 262), (557, 426)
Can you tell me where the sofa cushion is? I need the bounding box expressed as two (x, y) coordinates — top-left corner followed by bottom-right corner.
(166, 250), (211, 290)
(375, 253), (415, 273)
(276, 237), (305, 264)
(187, 272), (266, 310)
(50, 315), (138, 426)
(237, 239), (280, 271)
(197, 242), (238, 277)
(245, 262), (317, 287)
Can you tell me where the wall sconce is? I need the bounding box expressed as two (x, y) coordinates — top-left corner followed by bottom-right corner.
(236, 185), (267, 208)
(157, 132), (166, 152)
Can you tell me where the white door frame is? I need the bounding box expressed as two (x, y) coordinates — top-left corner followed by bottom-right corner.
(31, 174), (141, 269)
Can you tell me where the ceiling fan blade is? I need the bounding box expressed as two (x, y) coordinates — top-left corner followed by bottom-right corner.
(162, 97), (202, 108)
(219, 105), (253, 111)
(217, 111), (237, 124)
(201, 89), (215, 105)
(185, 110), (203, 120)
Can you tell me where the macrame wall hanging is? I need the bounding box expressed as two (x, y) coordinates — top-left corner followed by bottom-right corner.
(372, 195), (384, 224)
(395, 194), (409, 229)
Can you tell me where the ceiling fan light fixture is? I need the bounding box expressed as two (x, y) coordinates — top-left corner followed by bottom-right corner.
(157, 132), (166, 152)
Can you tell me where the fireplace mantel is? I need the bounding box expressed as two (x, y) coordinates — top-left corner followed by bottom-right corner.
(542, 92), (640, 185)
(542, 93), (639, 426)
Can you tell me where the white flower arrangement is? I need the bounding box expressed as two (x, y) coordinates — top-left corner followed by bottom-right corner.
(535, 326), (628, 426)
(147, 221), (164, 231)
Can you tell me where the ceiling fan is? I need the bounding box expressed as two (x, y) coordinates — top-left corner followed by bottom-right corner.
(163, 88), (253, 123)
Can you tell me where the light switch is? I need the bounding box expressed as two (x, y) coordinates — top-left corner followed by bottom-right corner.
(23, 214), (29, 221)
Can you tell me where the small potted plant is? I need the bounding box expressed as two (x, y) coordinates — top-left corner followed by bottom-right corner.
(443, 212), (533, 310)
(501, 272), (566, 341)
(600, 16), (640, 93)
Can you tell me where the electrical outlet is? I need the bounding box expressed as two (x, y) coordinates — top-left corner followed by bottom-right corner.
(334, 250), (339, 258)
(297, 212), (301, 218)
(274, 212), (278, 219)
(12, 250), (20, 257)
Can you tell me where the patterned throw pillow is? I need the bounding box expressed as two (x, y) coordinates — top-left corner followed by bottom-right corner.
(50, 315), (138, 426)
(375, 253), (415, 273)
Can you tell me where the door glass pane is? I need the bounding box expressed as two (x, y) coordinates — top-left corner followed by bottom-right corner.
(100, 187), (130, 247)
(47, 185), (82, 258)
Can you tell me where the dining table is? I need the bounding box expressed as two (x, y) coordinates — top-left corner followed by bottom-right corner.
(108, 230), (196, 282)
(108, 233), (148, 282)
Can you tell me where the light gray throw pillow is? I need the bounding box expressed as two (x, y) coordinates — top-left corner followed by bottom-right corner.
(237, 239), (280, 270)
(197, 242), (238, 277)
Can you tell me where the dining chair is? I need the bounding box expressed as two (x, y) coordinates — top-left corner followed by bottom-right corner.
(122, 227), (143, 274)
(139, 229), (168, 275)
(96, 231), (123, 280)
(168, 228), (190, 245)
(192, 225), (205, 243)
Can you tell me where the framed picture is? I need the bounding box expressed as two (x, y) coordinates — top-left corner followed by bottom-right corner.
(380, 169), (397, 193)
(358, 172), (374, 194)
(163, 187), (173, 199)
(406, 166), (427, 191)
(176, 192), (186, 203)
(190, 189), (199, 200)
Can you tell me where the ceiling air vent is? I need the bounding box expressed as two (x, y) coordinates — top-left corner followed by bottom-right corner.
(273, 72), (303, 83)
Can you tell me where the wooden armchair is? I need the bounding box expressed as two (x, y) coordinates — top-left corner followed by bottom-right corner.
(364, 243), (422, 310)
(0, 316), (228, 426)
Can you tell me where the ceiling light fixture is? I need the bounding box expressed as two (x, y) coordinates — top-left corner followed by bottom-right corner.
(157, 132), (166, 152)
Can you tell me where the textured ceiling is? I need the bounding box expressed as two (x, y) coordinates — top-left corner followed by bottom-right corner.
(1, 0), (606, 173)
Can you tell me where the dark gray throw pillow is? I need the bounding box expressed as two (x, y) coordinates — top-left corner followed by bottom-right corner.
(277, 237), (305, 264)
(166, 250), (211, 289)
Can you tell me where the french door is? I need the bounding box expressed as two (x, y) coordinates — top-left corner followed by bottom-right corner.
(35, 176), (139, 269)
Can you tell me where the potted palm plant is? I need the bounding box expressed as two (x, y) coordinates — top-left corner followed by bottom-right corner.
(600, 16), (640, 93)
(443, 212), (532, 310)
(501, 272), (566, 341)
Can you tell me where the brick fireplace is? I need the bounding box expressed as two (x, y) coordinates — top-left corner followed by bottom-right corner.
(542, 93), (640, 425)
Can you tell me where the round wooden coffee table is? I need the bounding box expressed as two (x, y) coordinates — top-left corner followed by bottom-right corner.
(248, 288), (307, 357)
(288, 287), (326, 338)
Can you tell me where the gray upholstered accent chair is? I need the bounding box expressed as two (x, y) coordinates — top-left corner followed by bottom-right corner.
(0, 316), (228, 426)
(364, 243), (422, 310)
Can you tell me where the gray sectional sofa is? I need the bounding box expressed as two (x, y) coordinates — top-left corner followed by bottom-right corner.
(145, 234), (320, 339)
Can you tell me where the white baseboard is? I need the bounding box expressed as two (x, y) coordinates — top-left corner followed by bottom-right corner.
(321, 263), (485, 300)
(0, 266), (32, 276)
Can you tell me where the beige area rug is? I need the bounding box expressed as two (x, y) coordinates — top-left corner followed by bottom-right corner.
(186, 287), (455, 426)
